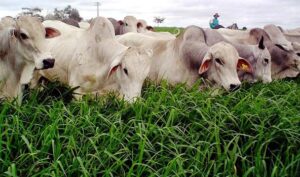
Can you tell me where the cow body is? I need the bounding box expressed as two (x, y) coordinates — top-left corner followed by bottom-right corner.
(0, 16), (60, 103)
(39, 17), (152, 102)
(204, 29), (272, 83)
(118, 26), (252, 91)
(218, 28), (300, 79)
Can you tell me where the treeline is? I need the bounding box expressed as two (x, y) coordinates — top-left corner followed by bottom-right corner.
(19, 5), (82, 22)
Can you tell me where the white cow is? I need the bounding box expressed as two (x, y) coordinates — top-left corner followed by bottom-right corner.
(204, 29), (272, 83)
(0, 16), (60, 103)
(109, 16), (139, 35)
(38, 17), (152, 102)
(118, 26), (253, 91)
(218, 28), (300, 79)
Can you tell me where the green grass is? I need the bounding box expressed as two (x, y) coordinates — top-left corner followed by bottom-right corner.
(0, 78), (300, 176)
(154, 27), (183, 34)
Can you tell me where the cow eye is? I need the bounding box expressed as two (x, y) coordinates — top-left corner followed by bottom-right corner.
(297, 53), (300, 57)
(215, 58), (223, 65)
(123, 68), (128, 75)
(125, 23), (128, 26)
(20, 33), (29, 40)
(264, 58), (269, 64)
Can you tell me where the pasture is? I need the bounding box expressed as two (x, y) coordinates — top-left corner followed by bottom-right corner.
(0, 28), (300, 176)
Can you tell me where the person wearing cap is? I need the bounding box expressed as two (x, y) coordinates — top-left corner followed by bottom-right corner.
(209, 13), (224, 29)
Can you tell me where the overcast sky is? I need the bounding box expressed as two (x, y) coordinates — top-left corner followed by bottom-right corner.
(0, 0), (299, 29)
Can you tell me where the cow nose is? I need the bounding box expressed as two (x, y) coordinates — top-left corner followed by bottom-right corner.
(43, 58), (55, 69)
(229, 84), (240, 91)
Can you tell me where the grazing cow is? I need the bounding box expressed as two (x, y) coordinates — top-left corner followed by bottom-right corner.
(0, 16), (60, 103)
(118, 26), (253, 91)
(283, 27), (300, 34)
(277, 26), (300, 53)
(204, 29), (272, 83)
(38, 17), (152, 102)
(62, 18), (80, 28)
(218, 28), (300, 79)
(264, 24), (293, 51)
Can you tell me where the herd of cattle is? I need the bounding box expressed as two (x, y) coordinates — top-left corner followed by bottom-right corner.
(0, 15), (300, 104)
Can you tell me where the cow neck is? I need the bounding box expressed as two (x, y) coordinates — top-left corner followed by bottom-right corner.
(182, 40), (209, 72)
(176, 28), (209, 72)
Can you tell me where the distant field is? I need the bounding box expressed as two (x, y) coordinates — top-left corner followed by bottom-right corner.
(154, 26), (184, 34)
(0, 28), (300, 176)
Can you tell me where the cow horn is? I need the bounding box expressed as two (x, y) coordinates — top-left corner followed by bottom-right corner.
(258, 36), (265, 50)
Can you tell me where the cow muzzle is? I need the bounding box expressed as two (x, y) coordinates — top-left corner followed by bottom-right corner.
(229, 84), (240, 92)
(42, 58), (55, 69)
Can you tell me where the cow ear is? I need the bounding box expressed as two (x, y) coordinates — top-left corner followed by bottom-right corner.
(118, 20), (124, 26)
(258, 36), (265, 50)
(108, 64), (121, 78)
(199, 52), (212, 75)
(137, 22), (143, 28)
(107, 54), (123, 78)
(237, 58), (253, 73)
(198, 60), (211, 75)
(45, 27), (61, 38)
(146, 26), (154, 31)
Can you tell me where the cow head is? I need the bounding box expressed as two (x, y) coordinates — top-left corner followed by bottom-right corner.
(270, 42), (300, 79)
(107, 47), (152, 102)
(12, 16), (60, 70)
(251, 36), (272, 83)
(146, 26), (155, 32)
(119, 16), (139, 34)
(199, 42), (253, 91)
(137, 19), (148, 33)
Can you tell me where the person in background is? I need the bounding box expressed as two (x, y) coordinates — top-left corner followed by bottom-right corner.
(209, 13), (224, 29)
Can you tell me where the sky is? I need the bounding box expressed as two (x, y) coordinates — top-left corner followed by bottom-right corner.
(0, 0), (299, 29)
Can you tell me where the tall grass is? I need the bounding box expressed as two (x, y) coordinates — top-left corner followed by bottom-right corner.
(1, 78), (300, 176)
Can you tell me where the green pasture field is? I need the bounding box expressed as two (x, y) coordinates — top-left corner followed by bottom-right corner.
(0, 27), (299, 176)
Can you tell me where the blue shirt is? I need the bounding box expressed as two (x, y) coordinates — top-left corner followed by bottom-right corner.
(210, 18), (219, 29)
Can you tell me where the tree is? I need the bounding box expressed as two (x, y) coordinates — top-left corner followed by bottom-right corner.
(52, 8), (65, 20)
(153, 16), (165, 27)
(19, 7), (44, 21)
(44, 13), (56, 20)
(69, 9), (82, 22)
(51, 5), (82, 22)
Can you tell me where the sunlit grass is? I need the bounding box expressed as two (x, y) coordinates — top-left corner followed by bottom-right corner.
(0, 78), (300, 176)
